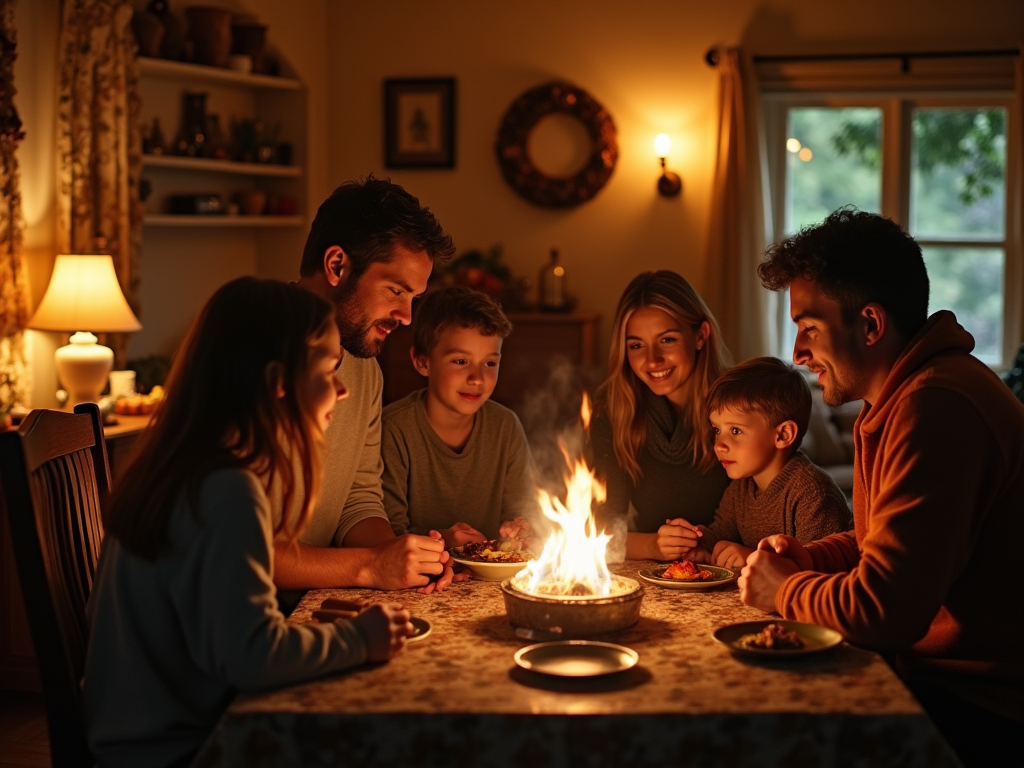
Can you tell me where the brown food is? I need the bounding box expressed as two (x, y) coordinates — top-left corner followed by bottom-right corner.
(454, 539), (534, 563)
(661, 559), (715, 582)
(736, 623), (805, 650)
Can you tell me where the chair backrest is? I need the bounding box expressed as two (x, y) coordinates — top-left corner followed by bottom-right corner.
(0, 403), (110, 768)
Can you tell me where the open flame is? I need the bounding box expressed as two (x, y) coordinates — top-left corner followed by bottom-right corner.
(512, 393), (615, 598)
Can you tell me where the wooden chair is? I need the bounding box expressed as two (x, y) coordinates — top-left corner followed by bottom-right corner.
(0, 404), (110, 768)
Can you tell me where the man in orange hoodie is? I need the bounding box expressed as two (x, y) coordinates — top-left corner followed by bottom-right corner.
(742, 208), (1024, 766)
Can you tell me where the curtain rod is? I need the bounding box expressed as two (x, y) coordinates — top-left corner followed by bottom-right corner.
(704, 47), (1019, 71)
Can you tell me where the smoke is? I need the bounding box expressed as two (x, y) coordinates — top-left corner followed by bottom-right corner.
(518, 356), (628, 563)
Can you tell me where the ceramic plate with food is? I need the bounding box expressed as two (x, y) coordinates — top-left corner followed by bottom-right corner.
(408, 617), (432, 643)
(712, 620), (843, 658)
(514, 640), (639, 677)
(450, 539), (534, 581)
(638, 560), (737, 590)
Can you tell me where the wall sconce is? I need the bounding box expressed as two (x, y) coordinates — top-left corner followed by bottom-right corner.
(27, 254), (142, 408)
(654, 133), (681, 197)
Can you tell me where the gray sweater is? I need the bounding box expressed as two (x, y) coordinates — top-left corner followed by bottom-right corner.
(381, 389), (539, 539)
(83, 468), (368, 768)
(700, 451), (852, 550)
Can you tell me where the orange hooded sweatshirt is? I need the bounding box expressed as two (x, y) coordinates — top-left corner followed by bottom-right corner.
(776, 311), (1024, 721)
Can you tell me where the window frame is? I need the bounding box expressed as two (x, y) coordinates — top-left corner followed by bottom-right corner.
(763, 90), (1020, 370)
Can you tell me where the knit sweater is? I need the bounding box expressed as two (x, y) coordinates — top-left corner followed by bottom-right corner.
(590, 401), (730, 533)
(381, 389), (539, 538)
(699, 451), (851, 551)
(776, 311), (1024, 722)
(84, 469), (369, 768)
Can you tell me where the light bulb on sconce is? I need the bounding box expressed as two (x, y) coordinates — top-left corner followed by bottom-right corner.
(654, 133), (681, 197)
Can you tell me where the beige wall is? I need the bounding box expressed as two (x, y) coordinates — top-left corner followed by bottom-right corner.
(13, 0), (1021, 405)
(324, 0), (1022, 360)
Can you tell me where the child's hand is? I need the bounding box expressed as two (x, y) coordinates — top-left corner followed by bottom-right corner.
(691, 546), (713, 564)
(653, 518), (701, 561)
(499, 517), (531, 542)
(712, 540), (755, 569)
(350, 602), (412, 662)
(441, 522), (487, 549)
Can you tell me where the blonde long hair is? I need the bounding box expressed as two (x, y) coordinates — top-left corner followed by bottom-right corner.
(105, 278), (333, 559)
(599, 270), (730, 483)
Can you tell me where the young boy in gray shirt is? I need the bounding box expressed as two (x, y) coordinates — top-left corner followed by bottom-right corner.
(381, 286), (539, 548)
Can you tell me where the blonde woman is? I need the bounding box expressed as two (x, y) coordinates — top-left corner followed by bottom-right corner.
(591, 271), (732, 561)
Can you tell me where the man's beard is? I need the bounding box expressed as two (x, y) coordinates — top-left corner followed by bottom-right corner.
(334, 284), (399, 358)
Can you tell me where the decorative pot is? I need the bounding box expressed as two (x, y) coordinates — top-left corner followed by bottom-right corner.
(185, 6), (232, 68)
(238, 190), (267, 216)
(176, 92), (208, 157)
(231, 23), (267, 74)
(131, 11), (164, 58)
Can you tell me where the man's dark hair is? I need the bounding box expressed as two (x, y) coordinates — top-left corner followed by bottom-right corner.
(299, 175), (456, 279)
(412, 286), (513, 357)
(757, 208), (930, 340)
(706, 356), (812, 450)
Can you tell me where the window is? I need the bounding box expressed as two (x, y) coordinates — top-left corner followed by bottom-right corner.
(764, 84), (1019, 369)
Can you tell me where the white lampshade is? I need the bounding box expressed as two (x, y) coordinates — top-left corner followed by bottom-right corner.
(28, 254), (141, 333)
(28, 254), (141, 407)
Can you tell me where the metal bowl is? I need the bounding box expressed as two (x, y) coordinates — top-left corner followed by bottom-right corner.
(500, 576), (644, 637)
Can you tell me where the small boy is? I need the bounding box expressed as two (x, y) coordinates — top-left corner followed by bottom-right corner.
(677, 356), (851, 568)
(381, 286), (538, 549)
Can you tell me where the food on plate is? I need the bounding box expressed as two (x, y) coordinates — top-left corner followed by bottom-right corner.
(661, 559), (715, 582)
(736, 623), (805, 650)
(113, 386), (165, 415)
(453, 539), (535, 563)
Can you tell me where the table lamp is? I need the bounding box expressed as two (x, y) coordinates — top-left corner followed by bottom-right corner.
(27, 254), (142, 408)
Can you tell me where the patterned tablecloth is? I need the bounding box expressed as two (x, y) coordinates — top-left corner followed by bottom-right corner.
(194, 561), (960, 768)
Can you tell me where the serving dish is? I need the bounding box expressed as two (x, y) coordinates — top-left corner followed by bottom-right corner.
(513, 640), (639, 677)
(450, 554), (531, 581)
(712, 620), (843, 658)
(638, 563), (737, 590)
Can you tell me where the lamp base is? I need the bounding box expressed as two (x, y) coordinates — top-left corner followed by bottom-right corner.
(55, 331), (114, 407)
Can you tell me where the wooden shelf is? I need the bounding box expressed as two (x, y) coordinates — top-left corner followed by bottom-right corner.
(144, 214), (304, 228)
(142, 154), (302, 177)
(138, 57), (301, 90)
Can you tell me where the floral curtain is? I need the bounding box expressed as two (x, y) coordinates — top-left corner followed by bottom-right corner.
(704, 48), (772, 363)
(57, 0), (142, 367)
(0, 0), (28, 419)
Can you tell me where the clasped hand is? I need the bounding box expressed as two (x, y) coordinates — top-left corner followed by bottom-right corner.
(738, 534), (811, 613)
(653, 518), (702, 561)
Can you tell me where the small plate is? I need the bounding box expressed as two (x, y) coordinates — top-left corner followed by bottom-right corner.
(514, 640), (639, 677)
(638, 563), (737, 590)
(451, 555), (530, 582)
(713, 620), (843, 658)
(408, 616), (431, 643)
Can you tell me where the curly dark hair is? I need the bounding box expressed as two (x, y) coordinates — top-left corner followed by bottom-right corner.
(757, 208), (929, 340)
(299, 175), (455, 280)
(412, 286), (513, 356)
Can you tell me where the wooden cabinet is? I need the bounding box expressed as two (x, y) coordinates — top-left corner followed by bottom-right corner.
(377, 312), (602, 428)
(0, 415), (148, 691)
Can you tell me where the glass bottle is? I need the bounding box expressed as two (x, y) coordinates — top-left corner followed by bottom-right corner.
(538, 248), (567, 311)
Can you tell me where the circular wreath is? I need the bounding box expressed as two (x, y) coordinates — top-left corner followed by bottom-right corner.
(495, 81), (618, 208)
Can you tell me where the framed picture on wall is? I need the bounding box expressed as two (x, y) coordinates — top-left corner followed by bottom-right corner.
(384, 78), (456, 168)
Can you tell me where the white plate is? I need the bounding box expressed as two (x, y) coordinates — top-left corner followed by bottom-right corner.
(514, 640), (639, 677)
(451, 556), (530, 582)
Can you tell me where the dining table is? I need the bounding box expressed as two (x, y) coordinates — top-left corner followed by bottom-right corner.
(193, 560), (961, 768)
